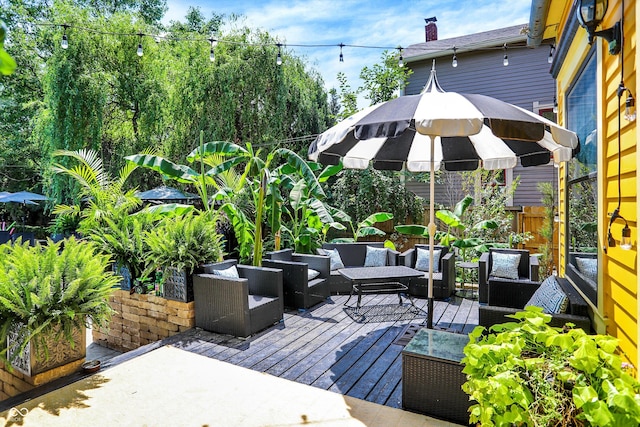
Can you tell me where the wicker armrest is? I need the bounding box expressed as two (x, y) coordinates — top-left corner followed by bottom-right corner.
(441, 252), (455, 289)
(237, 265), (283, 299)
(530, 255), (540, 282)
(386, 248), (400, 266)
(478, 252), (490, 304)
(487, 277), (541, 308)
(292, 253), (330, 279)
(399, 248), (416, 268)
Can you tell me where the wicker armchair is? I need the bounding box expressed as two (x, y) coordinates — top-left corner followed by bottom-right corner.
(193, 260), (284, 337)
(478, 248), (540, 305)
(399, 245), (456, 299)
(479, 277), (592, 331)
(263, 249), (330, 309)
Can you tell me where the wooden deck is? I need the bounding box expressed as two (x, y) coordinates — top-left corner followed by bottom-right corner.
(160, 293), (479, 410)
(0, 293), (479, 416)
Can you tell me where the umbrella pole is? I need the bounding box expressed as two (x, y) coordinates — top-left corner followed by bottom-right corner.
(427, 135), (436, 329)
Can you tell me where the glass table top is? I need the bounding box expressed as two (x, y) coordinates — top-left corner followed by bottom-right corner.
(403, 328), (469, 363)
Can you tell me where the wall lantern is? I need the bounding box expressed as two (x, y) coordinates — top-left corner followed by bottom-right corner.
(576, 0), (621, 54)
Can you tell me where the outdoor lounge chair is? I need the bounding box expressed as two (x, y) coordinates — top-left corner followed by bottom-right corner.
(263, 249), (330, 309)
(399, 244), (456, 299)
(193, 260), (284, 337)
(478, 248), (540, 306)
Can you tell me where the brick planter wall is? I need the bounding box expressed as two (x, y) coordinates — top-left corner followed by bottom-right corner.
(92, 290), (195, 353)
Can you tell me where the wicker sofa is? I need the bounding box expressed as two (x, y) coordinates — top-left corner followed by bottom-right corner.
(479, 276), (591, 331)
(263, 249), (330, 309)
(399, 245), (456, 299)
(318, 242), (399, 294)
(193, 260), (284, 337)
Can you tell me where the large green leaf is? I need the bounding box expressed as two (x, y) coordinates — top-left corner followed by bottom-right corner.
(187, 141), (248, 162)
(0, 48), (16, 76)
(395, 224), (429, 237)
(436, 210), (463, 228)
(289, 180), (308, 211)
(360, 212), (393, 227)
(135, 203), (195, 216)
(125, 154), (199, 184)
(277, 148), (325, 199)
(318, 164), (343, 182)
(357, 226), (386, 237)
(454, 195), (474, 218)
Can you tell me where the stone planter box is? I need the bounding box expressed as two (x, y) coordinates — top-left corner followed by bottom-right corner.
(162, 267), (194, 302)
(7, 323), (86, 377)
(92, 290), (195, 353)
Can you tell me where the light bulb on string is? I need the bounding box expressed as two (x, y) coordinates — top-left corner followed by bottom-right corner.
(61, 24), (69, 49)
(339, 43), (344, 63)
(137, 33), (144, 57)
(503, 44), (508, 66)
(452, 46), (458, 68)
(397, 47), (404, 67)
(276, 43), (282, 66)
(548, 44), (554, 64)
(625, 92), (636, 122)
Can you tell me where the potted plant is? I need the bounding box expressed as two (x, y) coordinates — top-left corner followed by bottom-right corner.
(462, 307), (640, 426)
(0, 237), (119, 376)
(145, 210), (226, 302)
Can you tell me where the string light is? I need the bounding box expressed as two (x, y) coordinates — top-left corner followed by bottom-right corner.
(548, 44), (554, 64)
(503, 43), (508, 66)
(452, 46), (457, 68)
(276, 43), (282, 66)
(397, 47), (404, 67)
(209, 37), (217, 62)
(61, 24), (69, 49)
(136, 33), (143, 56)
(44, 22), (555, 67)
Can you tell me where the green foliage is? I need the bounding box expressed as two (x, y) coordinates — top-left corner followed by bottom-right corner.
(538, 181), (556, 278)
(0, 237), (119, 363)
(144, 211), (225, 274)
(0, 21), (16, 75)
(462, 307), (640, 426)
(331, 211), (393, 243)
(329, 169), (423, 228)
(359, 50), (413, 106)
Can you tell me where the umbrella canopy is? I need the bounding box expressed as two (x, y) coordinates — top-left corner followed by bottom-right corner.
(136, 186), (199, 201)
(309, 64), (579, 328)
(0, 191), (47, 204)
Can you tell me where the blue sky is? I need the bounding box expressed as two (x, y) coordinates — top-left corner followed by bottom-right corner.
(163, 0), (532, 99)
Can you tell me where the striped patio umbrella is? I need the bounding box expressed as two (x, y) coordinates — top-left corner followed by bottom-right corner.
(308, 63), (579, 328)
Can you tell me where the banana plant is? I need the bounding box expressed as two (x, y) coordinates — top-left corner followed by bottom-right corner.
(332, 212), (394, 243)
(436, 195), (498, 261)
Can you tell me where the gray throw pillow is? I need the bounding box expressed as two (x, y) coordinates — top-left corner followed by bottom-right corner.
(490, 252), (521, 280)
(212, 265), (240, 278)
(325, 249), (345, 270)
(364, 246), (387, 267)
(576, 257), (597, 283)
(415, 247), (441, 273)
(308, 268), (321, 280)
(525, 276), (568, 314)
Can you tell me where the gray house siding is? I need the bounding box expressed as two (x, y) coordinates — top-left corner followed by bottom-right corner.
(404, 32), (556, 208)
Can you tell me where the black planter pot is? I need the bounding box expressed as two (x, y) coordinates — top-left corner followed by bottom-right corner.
(163, 267), (194, 302)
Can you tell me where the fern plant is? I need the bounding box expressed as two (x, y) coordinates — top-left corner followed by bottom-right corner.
(144, 211), (225, 275)
(0, 237), (119, 363)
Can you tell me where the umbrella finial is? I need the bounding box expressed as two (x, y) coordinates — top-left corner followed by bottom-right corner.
(421, 60), (445, 94)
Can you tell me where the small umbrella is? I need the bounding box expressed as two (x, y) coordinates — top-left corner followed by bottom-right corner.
(0, 191), (48, 204)
(136, 186), (199, 202)
(309, 63), (579, 329)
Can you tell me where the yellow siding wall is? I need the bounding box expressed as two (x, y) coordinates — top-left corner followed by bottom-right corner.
(554, 0), (638, 367)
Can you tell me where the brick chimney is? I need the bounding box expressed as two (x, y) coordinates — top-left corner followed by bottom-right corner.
(425, 17), (437, 42)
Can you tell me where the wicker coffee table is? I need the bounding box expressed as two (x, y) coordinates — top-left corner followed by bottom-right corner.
(402, 328), (471, 425)
(339, 266), (423, 310)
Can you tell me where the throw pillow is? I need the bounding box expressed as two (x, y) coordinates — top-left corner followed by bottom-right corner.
(415, 247), (441, 273)
(490, 252), (521, 280)
(364, 246), (388, 267)
(525, 276), (569, 314)
(308, 268), (321, 280)
(212, 265), (240, 279)
(325, 249), (345, 270)
(575, 257), (597, 283)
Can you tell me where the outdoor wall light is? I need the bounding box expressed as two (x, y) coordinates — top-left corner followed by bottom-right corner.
(607, 208), (632, 251)
(576, 0), (621, 55)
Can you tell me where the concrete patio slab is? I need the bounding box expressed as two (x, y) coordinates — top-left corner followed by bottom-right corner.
(0, 345), (463, 426)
